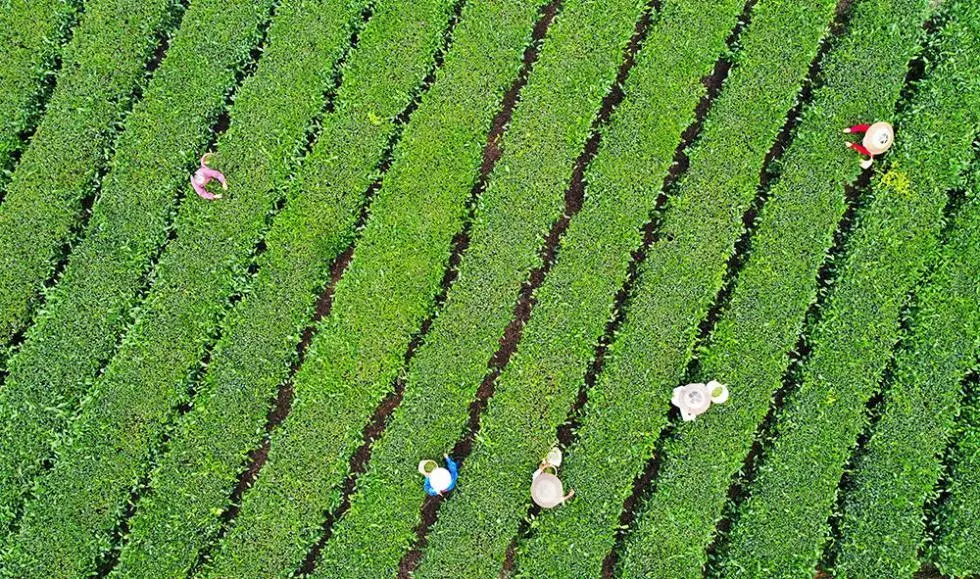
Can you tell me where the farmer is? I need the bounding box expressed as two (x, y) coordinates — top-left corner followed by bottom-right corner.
(672, 380), (729, 421)
(419, 455), (458, 496)
(843, 121), (894, 169)
(191, 153), (228, 199)
(530, 448), (574, 509)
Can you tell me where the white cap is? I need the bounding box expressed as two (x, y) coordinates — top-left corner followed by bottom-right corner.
(863, 122), (894, 155)
(707, 380), (729, 404)
(531, 473), (565, 508)
(546, 447), (563, 468)
(428, 467), (452, 493)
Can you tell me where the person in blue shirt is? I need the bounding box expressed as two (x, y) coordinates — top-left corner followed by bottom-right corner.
(419, 454), (458, 496)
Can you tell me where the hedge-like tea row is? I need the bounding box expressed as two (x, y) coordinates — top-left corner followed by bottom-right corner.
(315, 0), (647, 574)
(202, 0), (549, 575)
(716, 5), (980, 575)
(0, 0), (78, 178)
(935, 350), (980, 576)
(618, 0), (934, 575)
(513, 0), (840, 574)
(416, 0), (750, 575)
(0, 0), (275, 537)
(1, 1), (367, 574)
(0, 0), (179, 344)
(112, 0), (458, 575)
(836, 179), (980, 576)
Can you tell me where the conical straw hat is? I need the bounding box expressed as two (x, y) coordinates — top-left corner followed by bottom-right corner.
(531, 473), (566, 508)
(676, 383), (711, 414)
(863, 122), (894, 155)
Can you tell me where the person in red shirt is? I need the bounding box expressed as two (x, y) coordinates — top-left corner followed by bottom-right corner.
(843, 121), (894, 169)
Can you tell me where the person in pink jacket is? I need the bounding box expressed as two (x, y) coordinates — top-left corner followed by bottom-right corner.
(191, 153), (227, 199)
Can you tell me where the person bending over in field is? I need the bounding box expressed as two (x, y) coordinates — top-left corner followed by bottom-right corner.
(191, 153), (228, 199)
(843, 121), (894, 169)
(419, 455), (458, 496)
(672, 380), (729, 421)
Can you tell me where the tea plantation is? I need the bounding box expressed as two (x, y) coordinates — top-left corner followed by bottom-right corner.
(0, 0), (977, 576)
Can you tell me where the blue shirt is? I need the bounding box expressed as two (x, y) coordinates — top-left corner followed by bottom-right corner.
(424, 456), (458, 496)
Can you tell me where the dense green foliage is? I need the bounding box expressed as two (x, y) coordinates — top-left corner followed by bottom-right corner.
(0, 0), (367, 574)
(0, 0), (78, 180)
(514, 0), (840, 574)
(929, 166), (980, 579)
(416, 0), (752, 575)
(619, 0), (935, 575)
(112, 0), (458, 574)
(716, 3), (980, 574)
(835, 188), (980, 577)
(0, 0), (977, 575)
(0, 0), (274, 537)
(934, 363), (980, 577)
(314, 0), (648, 574)
(202, 0), (550, 575)
(0, 0), (179, 344)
